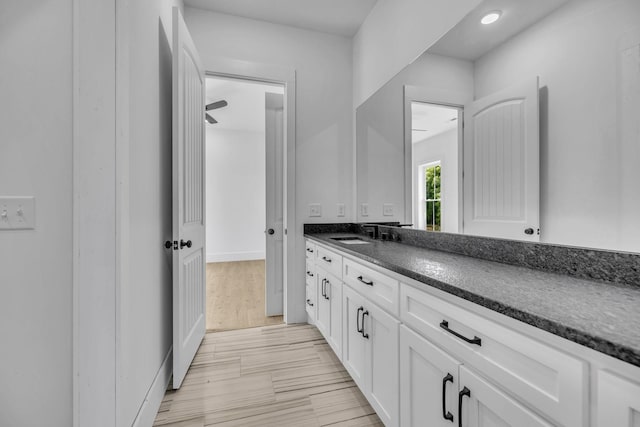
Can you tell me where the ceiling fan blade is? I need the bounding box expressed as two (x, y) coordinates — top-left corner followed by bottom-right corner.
(205, 113), (217, 124)
(206, 100), (228, 111)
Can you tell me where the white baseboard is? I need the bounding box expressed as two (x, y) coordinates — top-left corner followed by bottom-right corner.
(206, 251), (265, 263)
(131, 346), (172, 427)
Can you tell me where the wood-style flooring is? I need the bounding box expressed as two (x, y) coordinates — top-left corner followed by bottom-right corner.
(153, 324), (383, 426)
(206, 260), (283, 331)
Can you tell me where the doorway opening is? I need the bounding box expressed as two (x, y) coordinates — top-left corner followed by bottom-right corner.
(410, 102), (462, 232)
(204, 75), (285, 331)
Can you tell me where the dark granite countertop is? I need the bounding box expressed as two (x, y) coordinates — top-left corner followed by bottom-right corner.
(305, 231), (640, 368)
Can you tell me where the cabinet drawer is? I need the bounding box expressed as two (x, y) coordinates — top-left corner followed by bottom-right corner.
(305, 283), (316, 320)
(305, 240), (316, 258)
(400, 283), (586, 427)
(315, 245), (343, 279)
(343, 257), (399, 317)
(305, 259), (316, 287)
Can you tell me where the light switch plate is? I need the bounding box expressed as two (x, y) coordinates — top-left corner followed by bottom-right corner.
(383, 203), (394, 216)
(309, 203), (322, 217)
(337, 203), (345, 217)
(360, 203), (369, 217)
(0, 196), (35, 230)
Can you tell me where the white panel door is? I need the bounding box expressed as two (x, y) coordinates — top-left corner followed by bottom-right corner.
(459, 366), (552, 427)
(172, 6), (206, 389)
(265, 92), (284, 316)
(463, 78), (539, 241)
(366, 301), (400, 427)
(596, 370), (640, 427)
(400, 325), (461, 427)
(342, 285), (368, 390)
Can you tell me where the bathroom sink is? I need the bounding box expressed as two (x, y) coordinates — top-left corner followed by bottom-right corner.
(330, 237), (370, 245)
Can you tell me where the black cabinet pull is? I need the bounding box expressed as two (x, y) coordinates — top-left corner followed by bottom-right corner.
(324, 279), (330, 300)
(322, 256), (332, 263)
(306, 248), (314, 253)
(306, 299), (314, 307)
(321, 279), (326, 298)
(440, 320), (482, 346)
(442, 373), (454, 422)
(306, 271), (314, 277)
(357, 276), (373, 286)
(356, 306), (364, 333)
(458, 387), (470, 427)
(361, 310), (370, 339)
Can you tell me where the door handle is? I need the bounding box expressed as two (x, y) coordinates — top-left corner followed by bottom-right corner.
(322, 256), (331, 263)
(267, 228), (275, 235)
(442, 373), (454, 422)
(321, 279), (326, 298)
(440, 320), (482, 346)
(324, 279), (330, 300)
(306, 271), (314, 277)
(458, 387), (470, 427)
(179, 239), (192, 249)
(357, 276), (373, 286)
(524, 227), (534, 235)
(306, 299), (314, 307)
(361, 310), (369, 339)
(356, 306), (364, 334)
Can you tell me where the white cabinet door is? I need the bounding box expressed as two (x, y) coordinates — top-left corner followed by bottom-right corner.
(459, 366), (552, 427)
(342, 285), (368, 390)
(400, 325), (461, 427)
(366, 301), (400, 427)
(327, 276), (343, 359)
(316, 270), (331, 337)
(596, 370), (640, 427)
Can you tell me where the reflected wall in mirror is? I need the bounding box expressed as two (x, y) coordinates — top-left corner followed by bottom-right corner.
(355, 0), (640, 253)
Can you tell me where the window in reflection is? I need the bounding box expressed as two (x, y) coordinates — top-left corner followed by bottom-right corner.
(420, 162), (442, 231)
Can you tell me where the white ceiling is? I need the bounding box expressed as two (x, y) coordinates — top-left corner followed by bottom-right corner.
(428, 0), (571, 61)
(206, 77), (284, 132)
(184, 0), (378, 37)
(411, 102), (459, 143)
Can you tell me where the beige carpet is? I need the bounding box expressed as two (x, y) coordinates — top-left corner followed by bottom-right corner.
(206, 260), (283, 331)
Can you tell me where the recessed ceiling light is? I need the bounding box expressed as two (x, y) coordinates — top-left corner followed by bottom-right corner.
(481, 11), (501, 25)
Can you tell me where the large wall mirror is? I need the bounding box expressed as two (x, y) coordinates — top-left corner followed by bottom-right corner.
(356, 0), (640, 253)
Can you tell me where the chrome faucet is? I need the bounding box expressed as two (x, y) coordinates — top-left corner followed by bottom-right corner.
(362, 224), (380, 239)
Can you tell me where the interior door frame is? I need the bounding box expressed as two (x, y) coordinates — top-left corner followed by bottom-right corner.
(403, 85), (471, 230)
(203, 58), (296, 323)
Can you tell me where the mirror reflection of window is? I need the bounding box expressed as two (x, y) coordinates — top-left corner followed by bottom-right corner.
(422, 163), (442, 231)
(411, 101), (460, 233)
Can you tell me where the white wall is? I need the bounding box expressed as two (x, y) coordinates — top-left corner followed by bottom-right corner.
(412, 129), (459, 232)
(474, 0), (640, 252)
(185, 8), (353, 321)
(118, 0), (183, 425)
(0, 1), (73, 425)
(352, 0), (480, 107)
(356, 53), (474, 223)
(206, 129), (266, 262)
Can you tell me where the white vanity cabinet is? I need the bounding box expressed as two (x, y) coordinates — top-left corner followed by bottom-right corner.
(305, 241), (316, 322)
(596, 370), (640, 427)
(316, 267), (342, 358)
(400, 325), (462, 427)
(343, 284), (400, 427)
(304, 237), (640, 427)
(400, 325), (551, 427)
(458, 366), (553, 427)
(400, 283), (586, 427)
